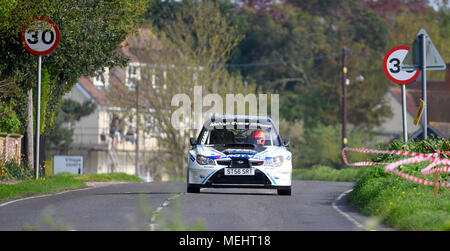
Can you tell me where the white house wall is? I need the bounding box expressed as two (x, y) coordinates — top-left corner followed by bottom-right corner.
(63, 84), (103, 145)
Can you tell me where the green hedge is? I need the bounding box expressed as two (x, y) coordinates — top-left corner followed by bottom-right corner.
(0, 104), (21, 133)
(350, 139), (450, 230)
(292, 165), (362, 182)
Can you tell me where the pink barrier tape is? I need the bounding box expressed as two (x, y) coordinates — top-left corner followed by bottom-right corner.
(342, 147), (450, 188)
(421, 159), (450, 175)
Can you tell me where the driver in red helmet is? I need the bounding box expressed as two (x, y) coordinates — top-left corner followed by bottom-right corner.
(250, 130), (266, 145)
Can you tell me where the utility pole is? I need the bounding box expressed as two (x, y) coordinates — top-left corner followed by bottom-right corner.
(341, 47), (348, 149)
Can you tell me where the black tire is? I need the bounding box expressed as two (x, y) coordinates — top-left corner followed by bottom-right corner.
(187, 185), (200, 193)
(186, 170), (200, 193)
(277, 187), (291, 196)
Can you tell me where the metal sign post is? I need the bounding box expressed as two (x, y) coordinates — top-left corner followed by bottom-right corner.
(420, 34), (427, 139)
(383, 46), (420, 143)
(36, 55), (41, 179)
(401, 84), (407, 143)
(21, 17), (60, 179)
(401, 29), (447, 140)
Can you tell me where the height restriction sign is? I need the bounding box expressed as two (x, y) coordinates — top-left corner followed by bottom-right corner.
(21, 17), (60, 56)
(383, 46), (420, 85)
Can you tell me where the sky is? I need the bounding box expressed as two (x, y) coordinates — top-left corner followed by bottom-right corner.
(429, 0), (450, 10)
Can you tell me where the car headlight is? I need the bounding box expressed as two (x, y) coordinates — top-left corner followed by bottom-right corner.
(264, 156), (284, 167)
(196, 155), (216, 165)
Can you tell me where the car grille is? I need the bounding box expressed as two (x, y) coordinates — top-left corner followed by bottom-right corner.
(207, 169), (272, 185)
(231, 158), (250, 168)
(216, 160), (231, 166)
(216, 159), (264, 167)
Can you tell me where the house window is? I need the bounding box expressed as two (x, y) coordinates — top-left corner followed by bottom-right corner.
(126, 65), (141, 90)
(151, 70), (167, 91)
(93, 68), (109, 87)
(129, 66), (138, 79)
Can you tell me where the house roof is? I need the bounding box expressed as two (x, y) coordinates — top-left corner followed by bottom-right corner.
(429, 121), (450, 139)
(76, 29), (159, 108)
(120, 28), (163, 63)
(77, 76), (108, 107)
(410, 124), (447, 140)
(406, 88), (450, 122)
(389, 63), (450, 123)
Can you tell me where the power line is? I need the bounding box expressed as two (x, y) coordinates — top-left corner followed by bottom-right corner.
(225, 52), (341, 67)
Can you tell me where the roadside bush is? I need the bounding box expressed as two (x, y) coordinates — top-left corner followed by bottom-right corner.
(0, 158), (33, 181)
(0, 103), (21, 133)
(278, 119), (304, 169)
(296, 123), (367, 168)
(280, 120), (373, 169)
(350, 138), (450, 230)
(292, 165), (362, 182)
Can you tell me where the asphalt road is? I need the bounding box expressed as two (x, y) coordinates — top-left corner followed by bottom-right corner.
(0, 180), (393, 231)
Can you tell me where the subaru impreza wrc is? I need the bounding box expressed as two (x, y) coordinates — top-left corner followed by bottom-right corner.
(187, 115), (292, 195)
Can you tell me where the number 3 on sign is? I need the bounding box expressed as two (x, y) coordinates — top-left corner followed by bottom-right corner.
(21, 17), (60, 56)
(383, 46), (420, 85)
(389, 58), (401, 73)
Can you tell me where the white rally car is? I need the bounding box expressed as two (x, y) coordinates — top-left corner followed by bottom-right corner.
(187, 115), (292, 195)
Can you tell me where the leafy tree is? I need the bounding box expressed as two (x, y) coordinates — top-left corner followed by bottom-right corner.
(0, 0), (16, 19)
(362, 0), (429, 21)
(0, 0), (147, 134)
(0, 0), (146, 168)
(109, 1), (258, 179)
(228, 0), (391, 129)
(143, 0), (182, 29)
(372, 3), (450, 81)
(0, 104), (21, 133)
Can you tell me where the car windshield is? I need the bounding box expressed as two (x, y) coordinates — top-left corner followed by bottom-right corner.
(198, 119), (281, 146)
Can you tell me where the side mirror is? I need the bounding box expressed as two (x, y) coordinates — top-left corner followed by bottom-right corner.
(283, 138), (290, 147)
(190, 137), (197, 146)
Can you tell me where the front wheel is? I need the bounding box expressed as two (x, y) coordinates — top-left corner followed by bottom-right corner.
(187, 184), (200, 193)
(277, 187), (291, 196)
(186, 170), (200, 193)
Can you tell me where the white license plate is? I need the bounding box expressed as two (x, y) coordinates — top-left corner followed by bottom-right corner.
(224, 168), (255, 176)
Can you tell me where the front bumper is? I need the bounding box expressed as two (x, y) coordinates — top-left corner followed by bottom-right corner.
(187, 165), (292, 189)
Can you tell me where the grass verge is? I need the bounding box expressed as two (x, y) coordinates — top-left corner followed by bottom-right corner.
(349, 139), (450, 231)
(350, 165), (450, 230)
(292, 165), (362, 182)
(0, 172), (142, 203)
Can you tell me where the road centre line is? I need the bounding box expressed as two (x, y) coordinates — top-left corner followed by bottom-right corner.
(149, 193), (183, 230)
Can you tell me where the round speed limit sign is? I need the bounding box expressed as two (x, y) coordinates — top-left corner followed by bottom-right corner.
(383, 46), (420, 85)
(21, 17), (60, 56)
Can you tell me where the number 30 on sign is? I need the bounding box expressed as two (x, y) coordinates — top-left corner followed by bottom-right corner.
(21, 17), (60, 56)
(383, 46), (420, 85)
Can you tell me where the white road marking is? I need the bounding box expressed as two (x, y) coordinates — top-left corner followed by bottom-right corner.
(0, 187), (98, 231)
(331, 189), (365, 230)
(0, 181), (126, 209)
(0, 187), (93, 208)
(148, 193), (183, 230)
